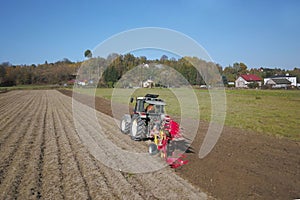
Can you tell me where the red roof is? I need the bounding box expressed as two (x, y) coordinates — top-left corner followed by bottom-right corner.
(240, 74), (261, 81)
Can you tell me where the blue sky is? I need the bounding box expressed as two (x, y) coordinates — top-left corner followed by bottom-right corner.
(0, 0), (299, 69)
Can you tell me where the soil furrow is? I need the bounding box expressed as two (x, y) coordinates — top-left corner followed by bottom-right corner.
(0, 90), (208, 200)
(61, 92), (204, 199)
(55, 93), (143, 199)
(6, 93), (47, 199)
(96, 112), (148, 152)
(50, 99), (65, 200)
(0, 92), (37, 145)
(36, 94), (47, 200)
(70, 98), (166, 172)
(0, 90), (23, 108)
(0, 92), (42, 186)
(36, 91), (64, 200)
(17, 104), (46, 200)
(0, 92), (45, 199)
(0, 91), (22, 111)
(0, 91), (32, 119)
(54, 93), (118, 199)
(50, 93), (90, 199)
(119, 171), (161, 200)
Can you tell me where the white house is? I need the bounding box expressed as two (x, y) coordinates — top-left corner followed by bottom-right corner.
(235, 74), (262, 88)
(143, 79), (154, 88)
(264, 74), (297, 87)
(76, 80), (87, 86)
(265, 78), (292, 89)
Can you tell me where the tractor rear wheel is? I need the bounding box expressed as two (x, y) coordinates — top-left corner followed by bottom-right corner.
(130, 115), (146, 140)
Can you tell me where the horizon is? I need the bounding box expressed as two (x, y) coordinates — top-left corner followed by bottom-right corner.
(3, 53), (299, 72)
(1, 1), (300, 70)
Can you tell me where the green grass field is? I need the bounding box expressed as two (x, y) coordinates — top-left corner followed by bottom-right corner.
(225, 89), (300, 139)
(73, 87), (300, 140)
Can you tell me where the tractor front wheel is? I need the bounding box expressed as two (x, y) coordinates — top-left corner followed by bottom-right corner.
(120, 115), (131, 134)
(148, 143), (158, 155)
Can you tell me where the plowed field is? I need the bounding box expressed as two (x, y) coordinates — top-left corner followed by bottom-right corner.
(0, 90), (208, 199)
(60, 89), (300, 200)
(1, 90), (299, 200)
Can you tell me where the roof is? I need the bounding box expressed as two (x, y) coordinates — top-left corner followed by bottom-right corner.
(145, 100), (166, 106)
(270, 75), (295, 78)
(271, 78), (291, 84)
(145, 94), (159, 98)
(240, 74), (261, 81)
(136, 94), (166, 105)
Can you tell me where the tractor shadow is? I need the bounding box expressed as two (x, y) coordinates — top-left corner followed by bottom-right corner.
(174, 139), (195, 154)
(143, 138), (195, 154)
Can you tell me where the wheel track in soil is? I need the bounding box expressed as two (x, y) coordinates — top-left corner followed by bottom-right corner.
(0, 92), (46, 199)
(0, 90), (208, 199)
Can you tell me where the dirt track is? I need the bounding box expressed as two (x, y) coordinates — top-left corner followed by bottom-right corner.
(0, 90), (208, 199)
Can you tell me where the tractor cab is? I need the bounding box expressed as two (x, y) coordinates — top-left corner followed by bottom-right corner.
(133, 94), (166, 116)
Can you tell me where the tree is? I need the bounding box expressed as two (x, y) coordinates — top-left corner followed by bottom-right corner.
(62, 58), (72, 64)
(289, 68), (300, 83)
(160, 55), (168, 62)
(222, 75), (228, 86)
(84, 49), (92, 58)
(0, 64), (6, 78)
(103, 66), (119, 87)
(0, 64), (6, 84)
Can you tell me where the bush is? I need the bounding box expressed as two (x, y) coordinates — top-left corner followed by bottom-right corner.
(248, 82), (259, 89)
(0, 80), (16, 87)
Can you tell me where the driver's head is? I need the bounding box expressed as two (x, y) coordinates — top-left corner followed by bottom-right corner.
(146, 104), (154, 112)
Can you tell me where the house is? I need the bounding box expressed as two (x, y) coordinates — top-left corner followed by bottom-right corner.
(143, 79), (154, 88)
(235, 74), (262, 88)
(264, 74), (297, 87)
(76, 80), (88, 86)
(265, 78), (292, 89)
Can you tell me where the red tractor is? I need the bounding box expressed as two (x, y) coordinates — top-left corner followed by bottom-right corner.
(120, 94), (188, 168)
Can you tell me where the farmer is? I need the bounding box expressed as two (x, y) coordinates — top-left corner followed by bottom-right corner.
(146, 104), (155, 113)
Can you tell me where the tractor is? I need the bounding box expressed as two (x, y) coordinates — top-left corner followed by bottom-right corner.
(120, 94), (188, 168)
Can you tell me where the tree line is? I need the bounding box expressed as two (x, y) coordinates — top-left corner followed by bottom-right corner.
(0, 59), (80, 86)
(1, 53), (299, 87)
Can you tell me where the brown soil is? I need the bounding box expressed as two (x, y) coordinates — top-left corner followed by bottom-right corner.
(0, 90), (208, 199)
(59, 89), (300, 200)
